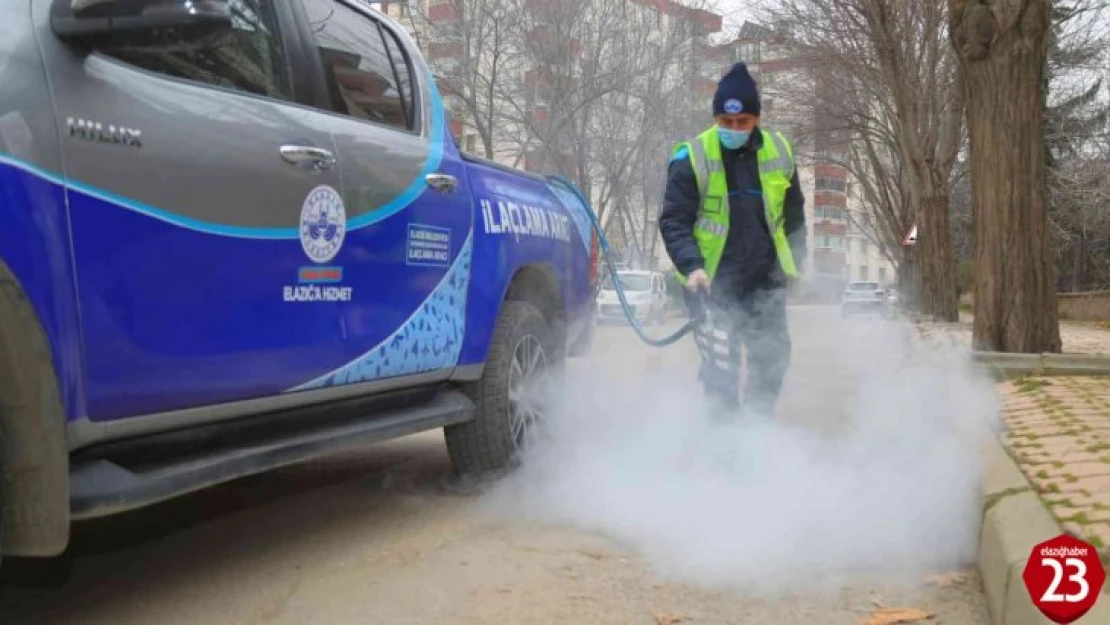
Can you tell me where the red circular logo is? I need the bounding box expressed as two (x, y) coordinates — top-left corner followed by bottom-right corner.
(1022, 534), (1106, 624)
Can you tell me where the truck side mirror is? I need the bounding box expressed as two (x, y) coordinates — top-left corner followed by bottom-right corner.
(51, 0), (233, 47)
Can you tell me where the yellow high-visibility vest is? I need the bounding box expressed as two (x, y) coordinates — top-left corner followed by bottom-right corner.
(671, 126), (799, 285)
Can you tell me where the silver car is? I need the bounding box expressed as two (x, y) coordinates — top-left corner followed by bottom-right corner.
(596, 270), (668, 325)
(841, 281), (890, 318)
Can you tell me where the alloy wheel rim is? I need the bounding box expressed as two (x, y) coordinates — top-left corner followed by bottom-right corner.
(507, 334), (548, 455)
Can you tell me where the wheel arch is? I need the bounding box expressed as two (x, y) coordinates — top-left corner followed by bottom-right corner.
(0, 260), (70, 558)
(503, 263), (566, 344)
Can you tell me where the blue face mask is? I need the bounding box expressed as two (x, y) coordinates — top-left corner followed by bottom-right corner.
(718, 127), (750, 150)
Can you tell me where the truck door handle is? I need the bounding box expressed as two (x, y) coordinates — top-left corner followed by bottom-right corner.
(280, 145), (336, 171)
(425, 173), (458, 193)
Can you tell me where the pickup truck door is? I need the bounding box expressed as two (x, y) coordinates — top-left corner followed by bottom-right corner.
(38, 0), (351, 420)
(287, 0), (474, 391)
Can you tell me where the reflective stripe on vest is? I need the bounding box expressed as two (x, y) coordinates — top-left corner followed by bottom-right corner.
(672, 127), (799, 285)
(694, 217), (727, 237)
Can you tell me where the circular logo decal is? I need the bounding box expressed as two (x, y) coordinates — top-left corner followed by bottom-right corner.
(300, 185), (346, 264)
(724, 98), (743, 114)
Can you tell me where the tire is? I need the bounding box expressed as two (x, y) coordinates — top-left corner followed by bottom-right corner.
(445, 301), (559, 478)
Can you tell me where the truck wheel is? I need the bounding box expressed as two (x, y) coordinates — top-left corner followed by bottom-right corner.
(445, 301), (557, 478)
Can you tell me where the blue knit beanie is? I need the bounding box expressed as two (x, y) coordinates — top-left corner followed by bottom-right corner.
(713, 62), (761, 117)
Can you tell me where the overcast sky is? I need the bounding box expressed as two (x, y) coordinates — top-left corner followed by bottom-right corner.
(711, 0), (755, 36)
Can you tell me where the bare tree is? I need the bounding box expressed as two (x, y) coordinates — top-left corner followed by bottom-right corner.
(946, 0), (1109, 298)
(757, 0), (965, 320)
(1044, 0), (1110, 292)
(401, 0), (521, 160)
(398, 0), (720, 268)
(949, 0), (1061, 353)
(495, 0), (716, 242)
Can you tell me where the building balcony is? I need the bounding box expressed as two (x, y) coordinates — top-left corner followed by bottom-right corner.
(428, 1), (458, 22)
(815, 163), (848, 178)
(813, 221), (847, 236)
(528, 26), (580, 58)
(813, 192), (847, 207)
(427, 40), (463, 59)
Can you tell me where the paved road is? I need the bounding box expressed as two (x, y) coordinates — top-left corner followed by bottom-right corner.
(1, 307), (993, 625)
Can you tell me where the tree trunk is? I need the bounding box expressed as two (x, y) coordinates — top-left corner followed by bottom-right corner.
(900, 250), (920, 311)
(949, 0), (1061, 353)
(918, 192), (959, 320)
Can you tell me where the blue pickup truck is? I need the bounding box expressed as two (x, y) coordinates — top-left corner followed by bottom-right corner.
(0, 0), (598, 565)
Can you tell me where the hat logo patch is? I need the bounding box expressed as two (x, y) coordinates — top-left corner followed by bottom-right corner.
(724, 98), (743, 114)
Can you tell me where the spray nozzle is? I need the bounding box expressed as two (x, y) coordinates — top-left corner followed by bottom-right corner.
(689, 289), (712, 329)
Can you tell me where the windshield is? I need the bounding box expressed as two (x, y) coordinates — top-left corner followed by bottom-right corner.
(602, 273), (652, 291)
(849, 282), (880, 291)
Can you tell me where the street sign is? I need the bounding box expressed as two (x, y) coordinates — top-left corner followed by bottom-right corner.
(902, 222), (917, 247)
(1022, 533), (1105, 624)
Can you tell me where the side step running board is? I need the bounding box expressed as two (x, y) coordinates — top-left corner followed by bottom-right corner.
(69, 390), (476, 521)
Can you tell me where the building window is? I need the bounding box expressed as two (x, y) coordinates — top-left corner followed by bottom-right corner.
(816, 235), (846, 251)
(815, 177), (847, 193)
(879, 267), (887, 282)
(815, 206), (846, 222)
(861, 239), (869, 255)
(860, 265), (869, 280)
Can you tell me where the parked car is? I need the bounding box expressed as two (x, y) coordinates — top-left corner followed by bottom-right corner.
(0, 0), (598, 566)
(841, 281), (890, 318)
(596, 270), (669, 325)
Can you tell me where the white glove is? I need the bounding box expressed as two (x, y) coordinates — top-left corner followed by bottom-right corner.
(686, 269), (710, 292)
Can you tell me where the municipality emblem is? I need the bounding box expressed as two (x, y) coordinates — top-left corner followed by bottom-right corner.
(300, 185), (346, 264)
(724, 98), (743, 114)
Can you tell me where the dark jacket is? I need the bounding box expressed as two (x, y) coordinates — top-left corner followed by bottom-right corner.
(658, 128), (807, 299)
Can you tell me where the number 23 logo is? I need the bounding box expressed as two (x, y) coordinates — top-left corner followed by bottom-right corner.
(1041, 557), (1090, 603)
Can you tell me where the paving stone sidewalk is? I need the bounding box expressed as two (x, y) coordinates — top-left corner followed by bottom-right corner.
(998, 375), (1110, 562)
(913, 312), (1110, 354)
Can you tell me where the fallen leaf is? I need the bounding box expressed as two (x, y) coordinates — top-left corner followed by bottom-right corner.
(654, 613), (690, 625)
(860, 607), (935, 625)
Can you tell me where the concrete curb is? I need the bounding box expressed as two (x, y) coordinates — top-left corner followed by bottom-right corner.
(979, 435), (1110, 624)
(971, 352), (1110, 377)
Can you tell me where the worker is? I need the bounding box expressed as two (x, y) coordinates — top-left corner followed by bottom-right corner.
(658, 62), (807, 419)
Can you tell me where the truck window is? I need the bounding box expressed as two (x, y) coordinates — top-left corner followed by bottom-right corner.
(301, 0), (412, 131)
(99, 0), (292, 101)
(379, 26), (417, 130)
